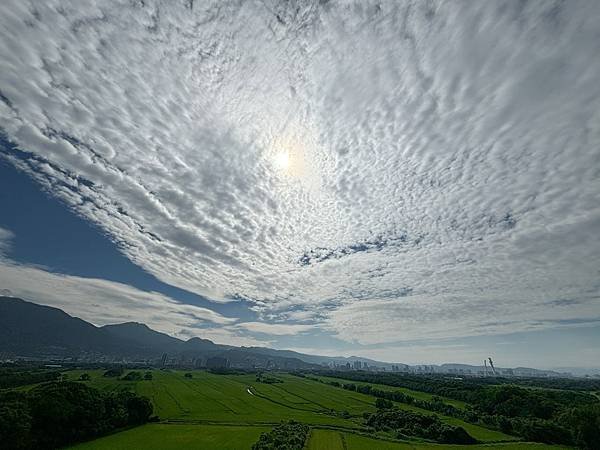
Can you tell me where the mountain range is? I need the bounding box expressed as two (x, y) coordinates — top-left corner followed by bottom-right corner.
(0, 296), (577, 377)
(0, 296), (315, 369)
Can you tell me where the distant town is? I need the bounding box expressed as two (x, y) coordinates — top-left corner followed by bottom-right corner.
(2, 351), (596, 379)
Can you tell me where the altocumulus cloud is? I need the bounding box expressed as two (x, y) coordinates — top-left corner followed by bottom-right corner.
(1, 1), (599, 346)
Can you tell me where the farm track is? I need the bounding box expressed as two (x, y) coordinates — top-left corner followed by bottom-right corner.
(248, 384), (323, 412)
(269, 382), (341, 411)
(155, 378), (190, 415)
(175, 375), (236, 414)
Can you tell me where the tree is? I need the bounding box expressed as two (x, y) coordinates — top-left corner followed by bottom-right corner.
(103, 368), (123, 378)
(365, 408), (476, 444)
(0, 392), (31, 450)
(0, 381), (154, 450)
(437, 424), (477, 444)
(252, 421), (309, 450)
(27, 382), (109, 448)
(123, 393), (153, 425)
(121, 371), (142, 381)
(561, 404), (600, 449)
(375, 398), (394, 410)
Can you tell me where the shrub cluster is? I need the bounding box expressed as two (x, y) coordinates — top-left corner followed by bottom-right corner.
(365, 404), (476, 444)
(252, 421), (309, 450)
(121, 371), (143, 381)
(102, 368), (123, 377)
(255, 372), (283, 384)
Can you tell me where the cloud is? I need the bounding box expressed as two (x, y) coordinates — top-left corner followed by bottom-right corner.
(175, 326), (272, 348)
(0, 0), (599, 347)
(0, 227), (14, 257)
(0, 258), (237, 339)
(328, 293), (600, 345)
(234, 322), (315, 336)
(0, 226), (295, 346)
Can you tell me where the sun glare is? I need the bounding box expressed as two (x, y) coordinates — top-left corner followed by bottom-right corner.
(274, 151), (290, 171)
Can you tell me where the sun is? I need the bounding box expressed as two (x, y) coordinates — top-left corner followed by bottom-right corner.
(274, 151), (290, 171)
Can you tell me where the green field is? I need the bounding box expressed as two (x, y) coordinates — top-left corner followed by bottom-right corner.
(69, 424), (267, 450)
(317, 375), (469, 409)
(307, 429), (347, 449)
(65, 370), (371, 427)
(307, 430), (568, 450)
(70, 426), (568, 450)
(314, 375), (513, 442)
(63, 370), (566, 449)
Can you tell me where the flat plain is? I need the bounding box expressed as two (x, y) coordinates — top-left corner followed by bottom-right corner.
(64, 370), (569, 450)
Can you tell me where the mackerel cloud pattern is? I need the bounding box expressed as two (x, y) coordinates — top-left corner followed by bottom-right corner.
(1, 1), (599, 344)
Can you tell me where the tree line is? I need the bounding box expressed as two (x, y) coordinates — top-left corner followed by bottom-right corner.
(367, 398), (477, 444)
(311, 371), (600, 448)
(0, 381), (154, 449)
(0, 368), (61, 389)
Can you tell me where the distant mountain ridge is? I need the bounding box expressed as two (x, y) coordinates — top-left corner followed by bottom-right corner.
(0, 296), (126, 356)
(0, 296), (316, 369)
(100, 322), (183, 354)
(0, 296), (393, 369)
(0, 296), (578, 376)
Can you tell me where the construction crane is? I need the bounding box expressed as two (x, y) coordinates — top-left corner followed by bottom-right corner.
(488, 357), (497, 375)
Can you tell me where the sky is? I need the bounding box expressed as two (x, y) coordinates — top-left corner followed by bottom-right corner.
(0, 0), (599, 369)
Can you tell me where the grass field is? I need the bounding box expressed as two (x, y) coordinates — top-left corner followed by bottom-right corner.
(65, 370), (369, 427)
(307, 429), (347, 449)
(69, 426), (569, 450)
(69, 424), (267, 450)
(316, 375), (469, 409)
(307, 429), (568, 450)
(62, 370), (566, 449)
(343, 433), (569, 450)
